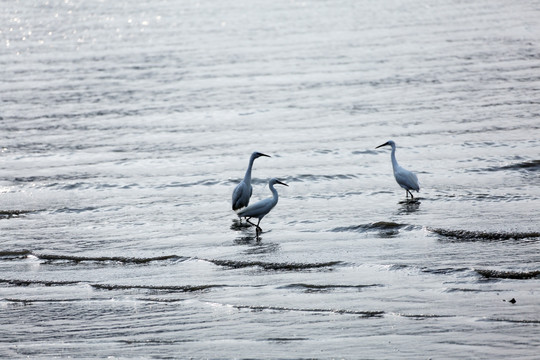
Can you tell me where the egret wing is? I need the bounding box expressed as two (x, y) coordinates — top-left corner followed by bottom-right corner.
(409, 171), (420, 191)
(394, 167), (420, 192)
(237, 198), (275, 219)
(232, 182), (252, 210)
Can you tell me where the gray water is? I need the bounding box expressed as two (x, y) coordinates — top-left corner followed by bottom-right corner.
(1, 0), (540, 358)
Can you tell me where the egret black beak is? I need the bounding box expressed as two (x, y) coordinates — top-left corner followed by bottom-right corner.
(376, 142), (390, 149)
(258, 152), (271, 158)
(276, 180), (289, 187)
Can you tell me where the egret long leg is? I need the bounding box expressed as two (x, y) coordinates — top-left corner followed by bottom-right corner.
(255, 219), (263, 238)
(256, 218), (262, 233)
(246, 218), (258, 228)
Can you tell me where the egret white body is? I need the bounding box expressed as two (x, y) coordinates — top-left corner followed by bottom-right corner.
(237, 178), (288, 236)
(376, 140), (420, 198)
(232, 151), (270, 211)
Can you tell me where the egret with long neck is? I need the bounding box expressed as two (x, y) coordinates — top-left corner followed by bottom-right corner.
(376, 140), (420, 199)
(232, 151), (270, 211)
(237, 178), (288, 237)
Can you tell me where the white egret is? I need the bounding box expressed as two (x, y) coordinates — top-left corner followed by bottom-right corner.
(237, 178), (288, 237)
(232, 151), (271, 211)
(376, 140), (420, 199)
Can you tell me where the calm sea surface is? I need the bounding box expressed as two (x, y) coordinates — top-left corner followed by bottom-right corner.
(1, 0), (540, 358)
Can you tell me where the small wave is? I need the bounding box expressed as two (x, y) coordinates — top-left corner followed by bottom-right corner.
(0, 210), (35, 219)
(421, 267), (470, 275)
(0, 278), (80, 287)
(3, 298), (85, 304)
(490, 159), (540, 172)
(0, 277), (226, 293)
(0, 249), (32, 259)
(136, 298), (186, 303)
(0, 250), (188, 264)
(475, 269), (540, 280)
(288, 173), (358, 183)
(205, 259), (342, 271)
(56, 182), (90, 190)
(53, 206), (99, 214)
(266, 337), (309, 343)
(280, 283), (380, 292)
(352, 149), (378, 155)
(233, 304), (384, 317)
(429, 228), (540, 241)
(393, 313), (456, 319)
(161, 179), (225, 189)
(312, 149), (335, 155)
(389, 264), (409, 271)
(482, 318), (540, 324)
(444, 287), (484, 293)
(13, 174), (93, 183)
(331, 221), (409, 233)
(91, 283), (224, 292)
(118, 339), (195, 345)
(34, 253), (187, 264)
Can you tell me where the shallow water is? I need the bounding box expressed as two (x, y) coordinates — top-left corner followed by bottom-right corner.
(1, 0), (540, 358)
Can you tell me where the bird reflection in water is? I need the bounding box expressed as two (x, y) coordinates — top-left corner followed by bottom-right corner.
(233, 234), (280, 254)
(397, 199), (421, 214)
(230, 219), (252, 231)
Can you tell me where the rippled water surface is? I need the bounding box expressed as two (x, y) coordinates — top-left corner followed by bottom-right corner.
(1, 0), (540, 358)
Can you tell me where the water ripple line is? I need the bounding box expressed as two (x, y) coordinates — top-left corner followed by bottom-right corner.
(0, 278), (80, 287)
(32, 253), (187, 264)
(0, 210), (37, 219)
(204, 259), (342, 271)
(279, 283), (381, 292)
(331, 221), (413, 233)
(90, 283), (226, 292)
(233, 304), (384, 317)
(475, 269), (540, 280)
(429, 228), (540, 242)
(488, 159), (540, 172)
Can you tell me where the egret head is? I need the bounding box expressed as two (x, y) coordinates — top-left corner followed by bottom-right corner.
(270, 178), (288, 187)
(376, 140), (395, 149)
(253, 151), (271, 159)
